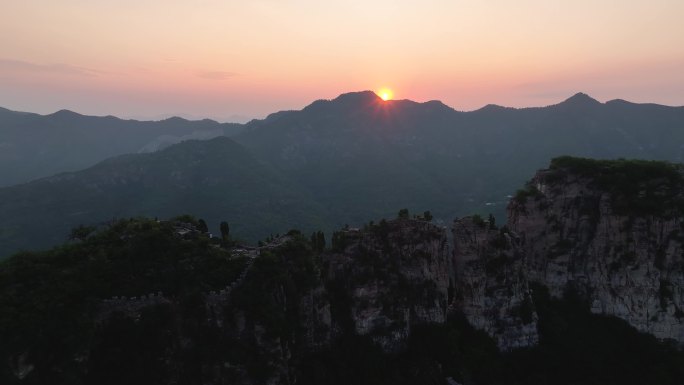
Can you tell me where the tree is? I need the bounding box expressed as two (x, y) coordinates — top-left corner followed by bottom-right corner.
(331, 231), (347, 252)
(398, 208), (409, 219)
(472, 214), (485, 227)
(197, 219), (209, 233)
(310, 232), (318, 251)
(488, 214), (496, 230)
(317, 231), (326, 251)
(69, 225), (95, 241)
(311, 231), (327, 252)
(423, 210), (433, 221)
(220, 221), (230, 241)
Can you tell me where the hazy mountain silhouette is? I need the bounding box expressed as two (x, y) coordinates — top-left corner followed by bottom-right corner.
(0, 109), (243, 187)
(1, 91), (684, 257)
(0, 137), (328, 256)
(233, 90), (684, 224)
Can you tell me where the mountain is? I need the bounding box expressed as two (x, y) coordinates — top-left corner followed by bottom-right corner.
(233, 90), (684, 227)
(3, 158), (684, 384)
(0, 108), (243, 187)
(2, 91), (684, 257)
(235, 91), (461, 226)
(0, 137), (328, 256)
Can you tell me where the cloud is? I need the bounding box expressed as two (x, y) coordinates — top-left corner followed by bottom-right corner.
(197, 70), (238, 80)
(0, 58), (100, 77)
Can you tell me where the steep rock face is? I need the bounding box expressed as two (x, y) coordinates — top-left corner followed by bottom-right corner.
(452, 217), (539, 349)
(85, 221), (451, 384)
(297, 285), (334, 350)
(508, 158), (684, 342)
(324, 219), (450, 351)
(88, 234), (334, 385)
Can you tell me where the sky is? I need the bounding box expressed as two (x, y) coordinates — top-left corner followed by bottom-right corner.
(1, 0), (683, 122)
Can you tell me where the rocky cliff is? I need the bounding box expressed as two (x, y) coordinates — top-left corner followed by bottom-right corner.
(452, 217), (539, 349)
(88, 220), (450, 384)
(505, 157), (684, 342)
(324, 219), (450, 351)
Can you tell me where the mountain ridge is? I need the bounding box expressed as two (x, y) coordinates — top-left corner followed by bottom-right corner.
(0, 136), (330, 256)
(3, 92), (684, 256)
(0, 108), (244, 187)
(5, 90), (684, 127)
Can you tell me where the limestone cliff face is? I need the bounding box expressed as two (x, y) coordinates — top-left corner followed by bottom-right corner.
(507, 160), (684, 342)
(325, 219), (450, 351)
(452, 217), (539, 349)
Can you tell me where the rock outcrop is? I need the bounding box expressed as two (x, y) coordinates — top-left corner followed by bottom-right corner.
(507, 158), (684, 343)
(324, 219), (450, 351)
(452, 217), (539, 349)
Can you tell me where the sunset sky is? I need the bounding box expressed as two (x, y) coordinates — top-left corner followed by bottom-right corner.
(1, 0), (683, 121)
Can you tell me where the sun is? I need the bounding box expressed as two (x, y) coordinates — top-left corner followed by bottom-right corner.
(377, 88), (394, 101)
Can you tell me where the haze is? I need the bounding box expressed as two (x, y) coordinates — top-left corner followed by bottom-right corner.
(1, 0), (683, 121)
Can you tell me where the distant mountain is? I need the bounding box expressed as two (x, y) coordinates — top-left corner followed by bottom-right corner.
(0, 137), (328, 256)
(234, 90), (684, 224)
(1, 91), (684, 257)
(235, 92), (461, 226)
(0, 108), (243, 187)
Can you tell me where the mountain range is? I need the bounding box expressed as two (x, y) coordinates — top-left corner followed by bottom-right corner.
(0, 106), (242, 187)
(1, 91), (684, 257)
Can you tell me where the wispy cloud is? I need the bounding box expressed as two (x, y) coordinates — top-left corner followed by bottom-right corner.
(197, 70), (238, 80)
(0, 58), (100, 77)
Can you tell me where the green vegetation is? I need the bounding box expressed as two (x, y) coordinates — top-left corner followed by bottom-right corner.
(488, 214), (496, 230)
(69, 224), (96, 241)
(0, 136), (331, 258)
(472, 214), (486, 228)
(219, 221), (230, 241)
(220, 231), (323, 381)
(0, 217), (247, 385)
(197, 218), (208, 233)
(311, 230), (326, 252)
(548, 156), (684, 216)
(550, 156), (683, 179)
(331, 231), (347, 252)
(513, 184), (542, 205)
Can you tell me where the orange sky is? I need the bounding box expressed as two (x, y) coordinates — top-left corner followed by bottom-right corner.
(1, 1), (683, 121)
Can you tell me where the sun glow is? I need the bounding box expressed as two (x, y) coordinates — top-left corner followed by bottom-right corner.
(378, 88), (394, 101)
